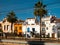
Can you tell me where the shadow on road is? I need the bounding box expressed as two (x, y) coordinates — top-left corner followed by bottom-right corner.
(0, 39), (2, 43)
(27, 41), (45, 45)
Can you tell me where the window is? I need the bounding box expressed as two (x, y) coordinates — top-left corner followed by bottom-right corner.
(19, 27), (22, 30)
(7, 25), (9, 30)
(47, 33), (50, 38)
(53, 25), (55, 27)
(58, 27), (60, 29)
(42, 22), (45, 25)
(42, 28), (45, 31)
(4, 25), (6, 30)
(46, 27), (48, 30)
(32, 28), (35, 32)
(52, 25), (55, 30)
(26, 22), (28, 24)
(31, 24), (34, 25)
(15, 27), (17, 30)
(27, 27), (30, 32)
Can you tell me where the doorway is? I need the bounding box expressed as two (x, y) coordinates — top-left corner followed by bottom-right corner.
(52, 33), (55, 38)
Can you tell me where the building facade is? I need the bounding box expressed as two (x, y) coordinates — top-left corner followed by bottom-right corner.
(22, 18), (40, 37)
(0, 15), (60, 38)
(55, 18), (60, 38)
(2, 18), (12, 33)
(41, 16), (57, 38)
(14, 20), (24, 36)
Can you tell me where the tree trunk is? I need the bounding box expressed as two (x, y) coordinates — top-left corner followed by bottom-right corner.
(40, 16), (42, 40)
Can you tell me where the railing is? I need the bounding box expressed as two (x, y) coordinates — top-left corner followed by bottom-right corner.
(41, 24), (46, 27)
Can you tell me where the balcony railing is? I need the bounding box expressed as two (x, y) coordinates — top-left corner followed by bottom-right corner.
(41, 30), (46, 35)
(41, 24), (46, 27)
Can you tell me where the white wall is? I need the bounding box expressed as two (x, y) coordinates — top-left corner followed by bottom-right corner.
(22, 18), (40, 34)
(2, 20), (12, 33)
(22, 24), (40, 34)
(25, 18), (35, 24)
(42, 16), (57, 38)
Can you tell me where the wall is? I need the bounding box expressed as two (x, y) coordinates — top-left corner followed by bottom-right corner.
(2, 20), (11, 33)
(14, 23), (22, 35)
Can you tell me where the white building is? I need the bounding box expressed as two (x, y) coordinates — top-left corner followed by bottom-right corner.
(55, 18), (60, 38)
(0, 15), (60, 39)
(2, 18), (13, 33)
(22, 16), (59, 38)
(41, 15), (57, 38)
(22, 18), (40, 37)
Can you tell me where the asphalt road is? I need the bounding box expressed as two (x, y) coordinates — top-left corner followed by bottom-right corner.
(0, 39), (60, 45)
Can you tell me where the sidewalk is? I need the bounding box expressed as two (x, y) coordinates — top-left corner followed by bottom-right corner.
(0, 42), (28, 45)
(0, 39), (60, 43)
(0, 39), (27, 44)
(0, 39), (60, 45)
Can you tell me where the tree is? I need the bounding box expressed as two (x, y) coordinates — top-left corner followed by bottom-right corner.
(0, 29), (3, 33)
(34, 1), (47, 40)
(7, 11), (17, 33)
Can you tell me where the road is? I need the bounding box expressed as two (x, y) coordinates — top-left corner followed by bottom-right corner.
(0, 39), (60, 45)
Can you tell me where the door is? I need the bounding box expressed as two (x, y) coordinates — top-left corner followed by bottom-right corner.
(27, 27), (30, 32)
(57, 30), (60, 38)
(52, 33), (55, 38)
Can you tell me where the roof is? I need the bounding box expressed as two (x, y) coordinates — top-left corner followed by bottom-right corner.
(50, 16), (56, 23)
(19, 20), (24, 22)
(27, 18), (35, 19)
(15, 19), (24, 24)
(55, 18), (60, 23)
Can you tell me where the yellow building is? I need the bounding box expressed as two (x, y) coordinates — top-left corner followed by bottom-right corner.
(14, 20), (24, 36)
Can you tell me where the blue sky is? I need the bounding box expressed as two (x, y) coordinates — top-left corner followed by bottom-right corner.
(0, 0), (60, 21)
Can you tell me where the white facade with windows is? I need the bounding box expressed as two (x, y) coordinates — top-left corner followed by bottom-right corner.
(2, 18), (13, 33)
(23, 24), (40, 34)
(55, 19), (60, 38)
(22, 18), (40, 36)
(41, 16), (57, 38)
(25, 18), (36, 25)
(22, 16), (58, 38)
(0, 16), (60, 38)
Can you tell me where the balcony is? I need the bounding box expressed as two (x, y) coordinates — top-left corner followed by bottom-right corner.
(41, 22), (46, 27)
(41, 28), (46, 34)
(41, 24), (46, 27)
(41, 30), (46, 35)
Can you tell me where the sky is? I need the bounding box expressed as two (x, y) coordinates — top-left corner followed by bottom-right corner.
(0, 0), (60, 21)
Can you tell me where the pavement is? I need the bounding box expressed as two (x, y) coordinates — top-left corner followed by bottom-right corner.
(0, 37), (60, 45)
(0, 39), (60, 44)
(0, 39), (27, 44)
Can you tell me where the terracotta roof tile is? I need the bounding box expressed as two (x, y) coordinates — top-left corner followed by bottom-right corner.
(55, 18), (60, 23)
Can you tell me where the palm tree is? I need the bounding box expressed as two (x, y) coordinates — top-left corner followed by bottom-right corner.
(7, 11), (17, 33)
(34, 1), (47, 40)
